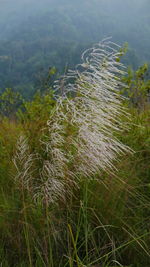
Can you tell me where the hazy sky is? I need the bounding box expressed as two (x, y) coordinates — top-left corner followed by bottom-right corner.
(0, 0), (149, 50)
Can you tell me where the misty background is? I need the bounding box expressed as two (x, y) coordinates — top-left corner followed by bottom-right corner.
(0, 0), (149, 97)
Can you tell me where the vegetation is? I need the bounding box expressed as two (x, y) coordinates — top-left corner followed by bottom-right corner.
(0, 41), (150, 267)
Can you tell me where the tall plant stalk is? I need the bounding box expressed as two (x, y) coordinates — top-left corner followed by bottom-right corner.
(14, 39), (131, 205)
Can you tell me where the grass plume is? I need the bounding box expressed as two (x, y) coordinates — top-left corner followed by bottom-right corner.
(13, 40), (131, 204)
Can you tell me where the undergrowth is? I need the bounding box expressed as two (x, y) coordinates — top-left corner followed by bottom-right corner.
(0, 41), (150, 266)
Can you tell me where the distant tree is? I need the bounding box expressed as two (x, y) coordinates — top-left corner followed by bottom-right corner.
(0, 88), (23, 118)
(122, 63), (150, 110)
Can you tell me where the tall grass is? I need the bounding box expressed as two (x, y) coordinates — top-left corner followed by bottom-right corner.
(0, 41), (150, 266)
(14, 40), (131, 205)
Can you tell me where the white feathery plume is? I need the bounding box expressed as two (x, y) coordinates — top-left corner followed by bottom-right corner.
(33, 160), (66, 204)
(44, 40), (130, 185)
(14, 40), (131, 204)
(13, 135), (34, 189)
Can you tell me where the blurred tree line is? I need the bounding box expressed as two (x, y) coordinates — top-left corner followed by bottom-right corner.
(0, 0), (150, 98)
(0, 63), (150, 120)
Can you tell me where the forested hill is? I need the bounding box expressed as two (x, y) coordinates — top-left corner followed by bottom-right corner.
(0, 0), (150, 97)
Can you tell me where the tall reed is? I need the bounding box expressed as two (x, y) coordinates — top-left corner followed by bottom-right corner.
(1, 41), (150, 266)
(14, 39), (131, 205)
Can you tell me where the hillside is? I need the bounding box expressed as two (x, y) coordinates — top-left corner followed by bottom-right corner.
(0, 0), (150, 97)
(0, 41), (150, 266)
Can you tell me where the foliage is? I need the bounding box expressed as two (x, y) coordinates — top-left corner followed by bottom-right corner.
(122, 63), (150, 110)
(0, 93), (150, 266)
(0, 43), (150, 266)
(0, 88), (23, 118)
